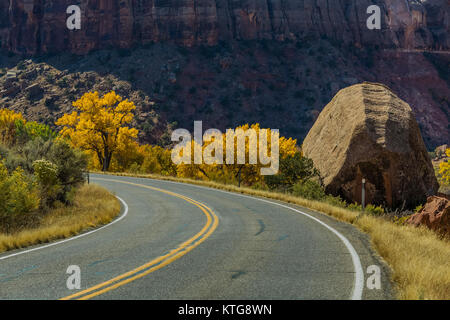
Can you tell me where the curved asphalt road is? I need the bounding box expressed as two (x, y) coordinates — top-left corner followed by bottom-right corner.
(0, 174), (393, 300)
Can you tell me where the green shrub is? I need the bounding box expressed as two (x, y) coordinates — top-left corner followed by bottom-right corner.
(365, 204), (385, 215)
(33, 159), (61, 208)
(14, 119), (56, 144)
(264, 152), (320, 191)
(324, 194), (348, 208)
(347, 202), (384, 215)
(0, 162), (40, 232)
(263, 174), (286, 192)
(44, 139), (88, 203)
(348, 202), (362, 211)
(4, 138), (87, 205)
(393, 215), (410, 226)
(33, 159), (58, 185)
(292, 180), (326, 200)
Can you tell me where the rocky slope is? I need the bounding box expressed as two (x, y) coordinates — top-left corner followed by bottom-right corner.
(0, 39), (448, 148)
(1, 0), (448, 55)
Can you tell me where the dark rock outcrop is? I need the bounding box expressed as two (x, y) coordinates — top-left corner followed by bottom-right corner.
(303, 82), (439, 208)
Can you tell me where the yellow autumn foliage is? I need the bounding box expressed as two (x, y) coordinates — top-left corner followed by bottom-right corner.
(56, 91), (138, 171)
(0, 108), (24, 145)
(438, 148), (450, 185)
(176, 123), (297, 185)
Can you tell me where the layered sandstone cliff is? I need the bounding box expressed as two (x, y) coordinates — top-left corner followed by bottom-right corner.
(0, 0), (448, 55)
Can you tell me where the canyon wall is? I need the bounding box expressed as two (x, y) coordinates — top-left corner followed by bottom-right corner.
(0, 0), (448, 55)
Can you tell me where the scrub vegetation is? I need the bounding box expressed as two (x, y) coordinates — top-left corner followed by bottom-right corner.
(0, 108), (120, 253)
(0, 184), (120, 253)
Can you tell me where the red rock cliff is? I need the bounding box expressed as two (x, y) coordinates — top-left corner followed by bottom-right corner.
(0, 0), (448, 55)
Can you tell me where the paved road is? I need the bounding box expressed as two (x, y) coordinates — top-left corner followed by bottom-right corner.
(0, 174), (393, 300)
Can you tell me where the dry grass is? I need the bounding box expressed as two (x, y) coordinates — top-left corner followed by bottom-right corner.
(0, 184), (120, 254)
(98, 171), (450, 300)
(357, 215), (450, 299)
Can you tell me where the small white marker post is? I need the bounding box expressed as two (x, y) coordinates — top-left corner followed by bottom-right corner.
(362, 178), (366, 211)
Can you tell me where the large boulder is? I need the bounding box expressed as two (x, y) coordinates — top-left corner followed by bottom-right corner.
(303, 82), (439, 208)
(407, 196), (450, 236)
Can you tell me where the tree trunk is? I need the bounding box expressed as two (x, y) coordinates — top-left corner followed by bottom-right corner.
(102, 152), (112, 171)
(237, 166), (243, 187)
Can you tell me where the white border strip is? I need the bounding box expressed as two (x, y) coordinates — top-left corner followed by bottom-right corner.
(0, 197), (129, 261)
(129, 176), (365, 300)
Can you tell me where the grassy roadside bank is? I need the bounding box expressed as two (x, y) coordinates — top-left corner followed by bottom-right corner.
(0, 184), (120, 254)
(96, 171), (450, 300)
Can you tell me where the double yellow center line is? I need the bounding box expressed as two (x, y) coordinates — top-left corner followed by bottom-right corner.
(60, 178), (219, 300)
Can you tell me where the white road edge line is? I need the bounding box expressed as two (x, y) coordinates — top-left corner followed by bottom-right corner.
(0, 196), (129, 262)
(126, 176), (365, 300)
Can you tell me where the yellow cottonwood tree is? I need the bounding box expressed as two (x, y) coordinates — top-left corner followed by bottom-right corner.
(0, 108), (24, 145)
(56, 91), (138, 171)
(439, 148), (450, 185)
(176, 123), (297, 186)
(139, 144), (177, 176)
